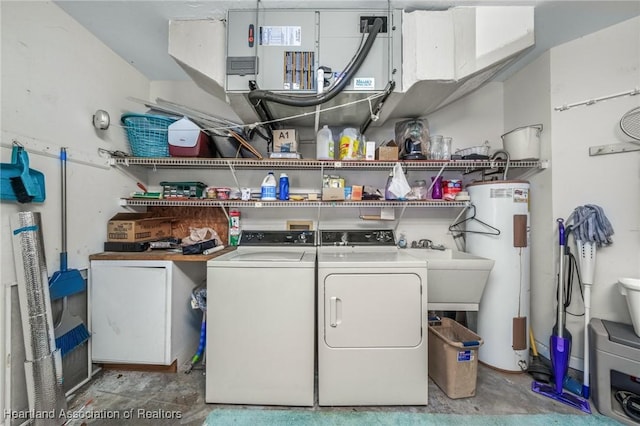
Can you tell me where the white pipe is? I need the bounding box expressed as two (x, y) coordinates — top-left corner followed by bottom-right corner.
(314, 68), (325, 134)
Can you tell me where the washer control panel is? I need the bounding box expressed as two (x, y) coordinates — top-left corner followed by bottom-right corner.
(319, 230), (396, 246)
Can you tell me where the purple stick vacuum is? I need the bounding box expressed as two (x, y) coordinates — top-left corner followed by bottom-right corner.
(531, 218), (591, 413)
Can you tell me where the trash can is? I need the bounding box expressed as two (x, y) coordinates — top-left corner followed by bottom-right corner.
(428, 318), (483, 399)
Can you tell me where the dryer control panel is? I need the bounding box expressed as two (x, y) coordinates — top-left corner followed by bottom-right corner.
(240, 230), (315, 246)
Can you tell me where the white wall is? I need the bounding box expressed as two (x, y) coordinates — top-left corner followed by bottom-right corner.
(1, 1), (152, 420)
(149, 80), (242, 124)
(549, 16), (640, 365)
(505, 16), (640, 369)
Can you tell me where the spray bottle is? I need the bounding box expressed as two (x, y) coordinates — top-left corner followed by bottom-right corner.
(229, 209), (241, 246)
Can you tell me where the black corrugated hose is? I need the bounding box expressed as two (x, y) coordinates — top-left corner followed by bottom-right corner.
(615, 390), (640, 422)
(247, 17), (384, 107)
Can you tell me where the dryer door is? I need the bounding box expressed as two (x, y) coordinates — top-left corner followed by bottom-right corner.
(323, 273), (423, 348)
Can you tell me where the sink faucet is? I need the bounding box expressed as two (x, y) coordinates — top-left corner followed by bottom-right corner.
(418, 239), (432, 249)
(410, 239), (432, 249)
(410, 239), (446, 250)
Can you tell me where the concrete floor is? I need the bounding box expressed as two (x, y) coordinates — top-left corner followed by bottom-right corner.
(64, 362), (598, 426)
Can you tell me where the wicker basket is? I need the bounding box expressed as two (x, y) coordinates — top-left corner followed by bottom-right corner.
(121, 113), (177, 157)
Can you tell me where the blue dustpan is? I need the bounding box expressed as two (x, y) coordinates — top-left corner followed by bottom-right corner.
(49, 252), (85, 300)
(0, 145), (46, 203)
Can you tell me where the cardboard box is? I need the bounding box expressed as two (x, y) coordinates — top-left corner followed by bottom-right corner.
(322, 187), (345, 201)
(272, 129), (298, 153)
(365, 141), (376, 160)
(351, 185), (363, 201)
(375, 145), (399, 160)
(107, 213), (173, 242)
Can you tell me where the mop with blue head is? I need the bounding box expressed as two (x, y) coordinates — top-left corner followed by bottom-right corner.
(565, 204), (614, 399)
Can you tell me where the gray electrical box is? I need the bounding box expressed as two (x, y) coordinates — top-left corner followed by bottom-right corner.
(226, 9), (401, 93)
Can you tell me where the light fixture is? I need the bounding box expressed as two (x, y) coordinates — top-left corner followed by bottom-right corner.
(93, 110), (110, 130)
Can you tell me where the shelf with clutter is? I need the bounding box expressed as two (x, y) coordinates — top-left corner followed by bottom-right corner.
(110, 156), (542, 171)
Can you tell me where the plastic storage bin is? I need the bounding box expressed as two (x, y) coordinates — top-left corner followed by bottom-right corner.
(160, 181), (207, 199)
(121, 113), (177, 157)
(428, 318), (483, 399)
(168, 117), (212, 157)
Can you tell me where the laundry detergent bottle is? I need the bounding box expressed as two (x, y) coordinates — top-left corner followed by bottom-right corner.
(261, 171), (277, 200)
(278, 173), (289, 200)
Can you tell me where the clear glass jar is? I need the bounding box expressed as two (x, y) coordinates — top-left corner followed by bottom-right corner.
(413, 179), (428, 200)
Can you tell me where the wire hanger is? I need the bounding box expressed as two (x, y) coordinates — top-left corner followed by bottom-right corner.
(448, 203), (501, 236)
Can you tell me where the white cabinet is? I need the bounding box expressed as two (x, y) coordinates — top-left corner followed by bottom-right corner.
(89, 260), (204, 367)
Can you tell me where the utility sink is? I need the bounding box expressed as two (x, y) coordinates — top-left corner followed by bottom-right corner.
(405, 249), (495, 311)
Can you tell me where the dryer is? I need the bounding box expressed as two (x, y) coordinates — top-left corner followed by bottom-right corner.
(317, 229), (428, 406)
(206, 230), (316, 406)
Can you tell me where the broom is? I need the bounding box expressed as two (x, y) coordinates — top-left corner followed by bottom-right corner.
(50, 147), (90, 356)
(55, 297), (90, 357)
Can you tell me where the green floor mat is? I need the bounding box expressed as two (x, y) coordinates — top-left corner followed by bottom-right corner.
(204, 408), (620, 426)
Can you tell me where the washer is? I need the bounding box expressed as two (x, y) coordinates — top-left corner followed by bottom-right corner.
(206, 230), (316, 406)
(317, 229), (428, 406)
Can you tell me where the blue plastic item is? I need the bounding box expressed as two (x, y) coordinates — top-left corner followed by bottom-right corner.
(278, 173), (289, 200)
(121, 113), (177, 157)
(0, 145), (46, 203)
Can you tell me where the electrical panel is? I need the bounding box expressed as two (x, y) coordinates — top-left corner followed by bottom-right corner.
(226, 9), (401, 94)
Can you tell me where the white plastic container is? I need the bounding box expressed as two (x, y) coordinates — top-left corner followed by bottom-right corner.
(316, 125), (334, 160)
(618, 278), (640, 337)
(260, 171), (277, 200)
(501, 124), (542, 160)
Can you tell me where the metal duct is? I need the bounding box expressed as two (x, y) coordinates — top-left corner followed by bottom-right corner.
(11, 212), (67, 425)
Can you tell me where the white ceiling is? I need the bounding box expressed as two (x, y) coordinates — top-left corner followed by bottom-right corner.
(54, 0), (640, 82)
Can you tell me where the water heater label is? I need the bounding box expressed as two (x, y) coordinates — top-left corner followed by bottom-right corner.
(513, 188), (529, 203)
(490, 188), (512, 198)
(490, 188), (529, 202)
(260, 26), (301, 46)
(353, 77), (375, 90)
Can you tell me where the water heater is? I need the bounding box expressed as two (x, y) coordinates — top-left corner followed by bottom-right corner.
(465, 180), (530, 372)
